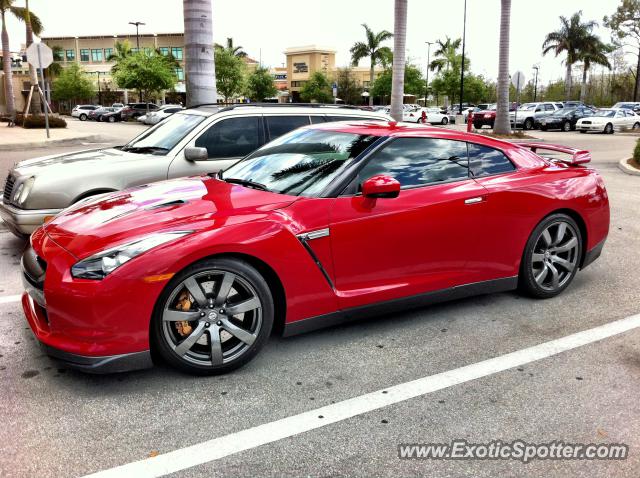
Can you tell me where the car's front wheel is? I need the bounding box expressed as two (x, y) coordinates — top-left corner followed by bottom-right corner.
(524, 118), (534, 130)
(441, 117), (449, 125)
(604, 123), (614, 134)
(519, 213), (582, 299)
(79, 113), (87, 121)
(108, 116), (115, 123)
(151, 257), (274, 375)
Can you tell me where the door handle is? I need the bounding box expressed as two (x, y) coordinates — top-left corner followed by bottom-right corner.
(464, 196), (484, 205)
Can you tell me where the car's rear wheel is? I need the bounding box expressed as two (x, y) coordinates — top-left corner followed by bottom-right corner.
(441, 117), (449, 125)
(540, 125), (548, 131)
(604, 123), (614, 134)
(79, 113), (87, 121)
(108, 116), (115, 123)
(151, 257), (274, 375)
(562, 120), (571, 132)
(519, 214), (582, 299)
(579, 129), (587, 134)
(633, 122), (640, 130)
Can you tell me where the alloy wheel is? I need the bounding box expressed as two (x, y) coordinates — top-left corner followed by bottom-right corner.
(531, 221), (579, 292)
(161, 270), (263, 367)
(563, 121), (571, 132)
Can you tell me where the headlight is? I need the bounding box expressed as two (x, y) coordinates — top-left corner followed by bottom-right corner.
(71, 231), (192, 280)
(12, 177), (35, 206)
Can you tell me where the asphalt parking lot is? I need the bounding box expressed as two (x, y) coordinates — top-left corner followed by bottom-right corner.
(1, 121), (639, 477)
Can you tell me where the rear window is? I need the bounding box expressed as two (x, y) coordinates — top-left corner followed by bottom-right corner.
(265, 116), (310, 140)
(468, 143), (515, 177)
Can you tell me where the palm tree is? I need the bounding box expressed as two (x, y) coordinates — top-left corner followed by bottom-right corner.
(429, 36), (462, 73)
(214, 37), (247, 58)
(350, 23), (393, 106)
(107, 40), (132, 73)
(494, 0), (511, 134)
(577, 35), (611, 103)
(542, 11), (597, 101)
(1, 0), (42, 118)
(183, 0), (216, 106)
(390, 0), (407, 121)
(23, 0), (43, 114)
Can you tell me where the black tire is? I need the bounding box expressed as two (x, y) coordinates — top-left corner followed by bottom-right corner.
(579, 130), (587, 134)
(524, 118), (534, 130)
(79, 113), (87, 121)
(540, 125), (548, 131)
(604, 123), (614, 134)
(474, 122), (482, 129)
(562, 120), (571, 132)
(151, 257), (274, 375)
(441, 116), (449, 125)
(108, 116), (115, 123)
(633, 122), (640, 130)
(519, 213), (582, 299)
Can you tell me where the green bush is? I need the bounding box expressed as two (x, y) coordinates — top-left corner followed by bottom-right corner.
(20, 114), (67, 129)
(634, 138), (640, 163)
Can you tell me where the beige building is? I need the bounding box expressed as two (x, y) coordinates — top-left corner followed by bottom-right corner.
(0, 52), (34, 114)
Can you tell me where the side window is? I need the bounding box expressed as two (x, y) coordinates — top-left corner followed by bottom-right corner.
(310, 115), (327, 124)
(328, 115), (371, 122)
(616, 111), (625, 118)
(468, 143), (515, 177)
(356, 137), (469, 190)
(195, 116), (262, 159)
(545, 104), (555, 111)
(265, 116), (310, 140)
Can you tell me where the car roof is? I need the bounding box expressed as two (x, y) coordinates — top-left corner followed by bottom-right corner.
(178, 103), (391, 118)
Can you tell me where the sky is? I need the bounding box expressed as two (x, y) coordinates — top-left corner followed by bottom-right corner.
(5, 0), (627, 86)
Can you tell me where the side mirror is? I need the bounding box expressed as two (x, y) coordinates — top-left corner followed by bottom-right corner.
(362, 175), (400, 199)
(184, 146), (209, 161)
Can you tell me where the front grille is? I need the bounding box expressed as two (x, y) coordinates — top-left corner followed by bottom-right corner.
(582, 121), (591, 125)
(22, 247), (46, 291)
(3, 174), (15, 203)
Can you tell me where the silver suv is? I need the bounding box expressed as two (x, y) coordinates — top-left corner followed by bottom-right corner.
(0, 104), (390, 236)
(509, 102), (563, 130)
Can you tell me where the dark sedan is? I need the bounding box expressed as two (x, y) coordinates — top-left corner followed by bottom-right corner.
(100, 109), (124, 123)
(88, 107), (117, 121)
(539, 106), (596, 132)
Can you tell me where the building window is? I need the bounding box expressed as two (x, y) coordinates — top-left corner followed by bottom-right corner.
(175, 67), (184, 81)
(53, 49), (64, 61)
(159, 47), (169, 56)
(104, 48), (113, 60)
(91, 49), (103, 62)
(144, 47), (152, 55)
(363, 81), (370, 88)
(171, 47), (183, 60)
(66, 49), (75, 61)
(80, 49), (89, 62)
(131, 48), (139, 54)
(291, 81), (307, 88)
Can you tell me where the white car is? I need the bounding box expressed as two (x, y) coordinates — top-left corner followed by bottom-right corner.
(403, 107), (452, 125)
(576, 108), (640, 134)
(141, 105), (184, 125)
(71, 105), (101, 121)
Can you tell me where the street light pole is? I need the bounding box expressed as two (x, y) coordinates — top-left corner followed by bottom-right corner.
(97, 71), (102, 105)
(533, 65), (539, 101)
(458, 0), (467, 114)
(425, 41), (433, 107)
(129, 21), (145, 49)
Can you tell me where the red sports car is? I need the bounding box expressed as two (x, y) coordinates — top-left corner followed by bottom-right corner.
(21, 122), (609, 375)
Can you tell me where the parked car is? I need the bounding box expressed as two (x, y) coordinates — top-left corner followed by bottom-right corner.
(612, 102), (640, 113)
(121, 103), (160, 120)
(88, 107), (117, 122)
(539, 106), (596, 131)
(100, 109), (124, 123)
(141, 105), (184, 125)
(112, 103), (125, 109)
(20, 121), (609, 374)
(472, 104), (497, 129)
(562, 101), (582, 108)
(71, 105), (101, 121)
(406, 107), (452, 125)
(576, 108), (640, 134)
(509, 102), (563, 130)
(0, 104), (391, 237)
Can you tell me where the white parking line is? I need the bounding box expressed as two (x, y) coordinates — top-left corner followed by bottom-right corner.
(83, 312), (640, 478)
(0, 295), (21, 304)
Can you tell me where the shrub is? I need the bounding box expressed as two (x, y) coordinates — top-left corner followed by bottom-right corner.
(20, 114), (67, 129)
(634, 138), (640, 164)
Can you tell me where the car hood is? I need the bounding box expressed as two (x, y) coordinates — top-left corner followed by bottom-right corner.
(578, 116), (608, 122)
(44, 176), (299, 258)
(13, 148), (152, 177)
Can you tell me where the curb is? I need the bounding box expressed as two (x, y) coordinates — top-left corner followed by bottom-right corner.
(618, 158), (640, 176)
(0, 134), (111, 152)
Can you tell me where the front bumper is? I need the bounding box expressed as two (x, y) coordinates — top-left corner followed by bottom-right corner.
(0, 200), (61, 235)
(577, 124), (604, 132)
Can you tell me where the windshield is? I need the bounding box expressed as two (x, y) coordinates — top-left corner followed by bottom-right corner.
(122, 113), (205, 154)
(518, 104), (537, 111)
(221, 128), (378, 197)
(595, 109), (615, 118)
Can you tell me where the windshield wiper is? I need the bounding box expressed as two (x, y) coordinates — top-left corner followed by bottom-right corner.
(121, 146), (169, 154)
(223, 177), (268, 191)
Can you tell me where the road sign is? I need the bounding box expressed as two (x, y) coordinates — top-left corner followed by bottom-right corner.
(511, 71), (525, 90)
(26, 43), (53, 69)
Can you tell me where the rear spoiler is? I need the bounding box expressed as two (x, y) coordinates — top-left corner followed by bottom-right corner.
(515, 142), (591, 165)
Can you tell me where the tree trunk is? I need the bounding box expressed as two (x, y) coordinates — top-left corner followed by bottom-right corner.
(580, 64), (588, 104)
(369, 63), (374, 106)
(25, 0), (41, 114)
(1, 12), (16, 118)
(183, 0), (217, 107)
(494, 0), (511, 134)
(634, 49), (640, 102)
(390, 0), (407, 122)
(564, 61), (572, 101)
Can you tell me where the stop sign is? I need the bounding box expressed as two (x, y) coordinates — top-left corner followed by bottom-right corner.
(26, 42), (53, 69)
